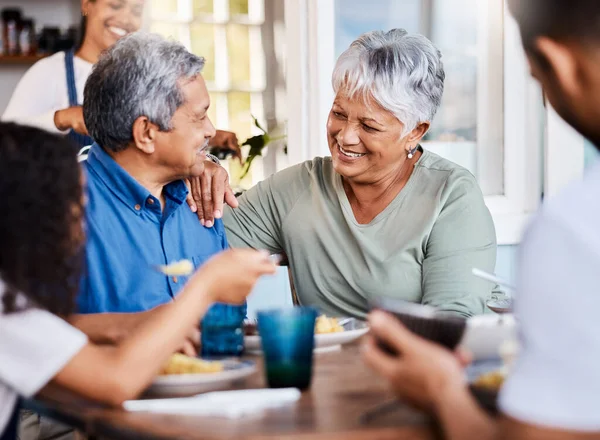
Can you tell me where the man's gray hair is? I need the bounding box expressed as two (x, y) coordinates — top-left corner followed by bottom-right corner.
(332, 29), (445, 136)
(84, 32), (205, 152)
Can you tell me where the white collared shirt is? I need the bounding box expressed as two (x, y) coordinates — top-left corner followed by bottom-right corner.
(0, 285), (87, 435)
(499, 161), (600, 431)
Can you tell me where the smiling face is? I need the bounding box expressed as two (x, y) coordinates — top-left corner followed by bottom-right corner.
(81, 0), (144, 51)
(152, 75), (216, 179)
(327, 90), (425, 185)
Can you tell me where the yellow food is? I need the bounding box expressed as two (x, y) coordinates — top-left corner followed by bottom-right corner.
(160, 354), (223, 375)
(473, 370), (505, 390)
(315, 315), (344, 334)
(159, 259), (194, 276)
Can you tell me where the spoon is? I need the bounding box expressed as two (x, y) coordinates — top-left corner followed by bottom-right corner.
(471, 268), (516, 292)
(472, 268), (514, 314)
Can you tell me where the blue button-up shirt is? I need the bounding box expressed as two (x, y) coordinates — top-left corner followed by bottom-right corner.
(78, 143), (231, 314)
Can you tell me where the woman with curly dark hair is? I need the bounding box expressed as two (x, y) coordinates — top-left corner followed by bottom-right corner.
(0, 123), (276, 440)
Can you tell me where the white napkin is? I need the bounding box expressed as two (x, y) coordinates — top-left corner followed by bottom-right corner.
(123, 388), (301, 418)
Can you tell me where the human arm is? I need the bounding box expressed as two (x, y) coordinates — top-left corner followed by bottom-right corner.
(68, 308), (200, 356)
(209, 129), (242, 161)
(0, 249), (275, 407)
(363, 311), (597, 440)
(67, 311), (152, 345)
(1, 58), (84, 134)
(363, 209), (600, 440)
(221, 164), (310, 253)
(184, 130), (244, 226)
(186, 161), (239, 228)
(53, 106), (88, 135)
(421, 171), (497, 317)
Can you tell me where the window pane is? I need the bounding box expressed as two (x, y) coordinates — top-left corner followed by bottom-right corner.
(150, 22), (181, 40)
(190, 24), (216, 82)
(426, 1), (478, 143)
(334, 0), (478, 143)
(151, 0), (179, 17)
(227, 24), (251, 86)
(227, 92), (252, 142)
(207, 92), (220, 128)
(193, 0), (214, 14)
(229, 0), (249, 15)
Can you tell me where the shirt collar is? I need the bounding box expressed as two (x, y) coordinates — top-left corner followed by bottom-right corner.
(86, 143), (189, 214)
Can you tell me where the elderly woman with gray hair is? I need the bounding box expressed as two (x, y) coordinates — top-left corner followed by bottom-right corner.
(201, 29), (496, 318)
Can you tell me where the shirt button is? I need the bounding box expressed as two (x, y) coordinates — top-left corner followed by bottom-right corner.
(147, 198), (154, 205)
(172, 276), (178, 283)
(134, 204), (141, 211)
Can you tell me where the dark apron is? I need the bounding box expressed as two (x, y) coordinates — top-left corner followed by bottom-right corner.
(1, 401), (19, 440)
(64, 50), (94, 150)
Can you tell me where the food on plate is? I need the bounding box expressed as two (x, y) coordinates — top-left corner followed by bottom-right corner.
(157, 259), (194, 276)
(244, 314), (345, 336)
(473, 338), (518, 391)
(315, 315), (344, 334)
(160, 353), (223, 375)
(473, 370), (505, 390)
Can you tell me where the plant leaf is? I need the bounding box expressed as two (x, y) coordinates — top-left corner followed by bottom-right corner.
(252, 115), (267, 134)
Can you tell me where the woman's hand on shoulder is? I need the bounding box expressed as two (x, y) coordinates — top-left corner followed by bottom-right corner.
(54, 106), (89, 135)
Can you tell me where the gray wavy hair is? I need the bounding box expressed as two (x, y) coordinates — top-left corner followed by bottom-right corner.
(84, 32), (206, 152)
(332, 29), (445, 136)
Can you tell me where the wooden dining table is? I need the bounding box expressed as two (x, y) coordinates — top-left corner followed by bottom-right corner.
(25, 344), (442, 440)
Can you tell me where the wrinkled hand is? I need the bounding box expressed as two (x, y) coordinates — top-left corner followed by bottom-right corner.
(362, 311), (468, 413)
(54, 106), (89, 135)
(186, 161), (239, 228)
(209, 129), (242, 162)
(190, 249), (276, 304)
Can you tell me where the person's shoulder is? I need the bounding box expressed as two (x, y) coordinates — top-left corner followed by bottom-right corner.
(525, 163), (600, 249)
(419, 148), (477, 181)
(266, 156), (331, 190)
(417, 149), (482, 196)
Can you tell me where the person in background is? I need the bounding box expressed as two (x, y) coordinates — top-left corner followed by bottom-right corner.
(1, 0), (240, 156)
(362, 1), (600, 439)
(0, 122), (276, 440)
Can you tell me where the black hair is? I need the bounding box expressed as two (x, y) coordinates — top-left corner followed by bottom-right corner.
(76, 0), (96, 51)
(77, 15), (87, 51)
(507, 0), (600, 49)
(0, 123), (84, 316)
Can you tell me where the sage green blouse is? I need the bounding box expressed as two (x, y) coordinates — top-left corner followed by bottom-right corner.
(224, 150), (497, 318)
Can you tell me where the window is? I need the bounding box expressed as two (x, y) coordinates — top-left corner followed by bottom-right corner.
(147, 0), (284, 185)
(284, 0), (545, 244)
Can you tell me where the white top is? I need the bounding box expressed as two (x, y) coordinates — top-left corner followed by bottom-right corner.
(499, 161), (600, 431)
(0, 284), (87, 435)
(1, 51), (93, 133)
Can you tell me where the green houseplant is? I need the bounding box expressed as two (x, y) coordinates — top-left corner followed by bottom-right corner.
(239, 115), (287, 180)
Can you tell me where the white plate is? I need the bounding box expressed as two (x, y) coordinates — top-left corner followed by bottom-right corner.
(146, 360), (256, 397)
(245, 319), (369, 353)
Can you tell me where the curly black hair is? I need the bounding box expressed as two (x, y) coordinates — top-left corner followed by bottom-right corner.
(0, 123), (84, 316)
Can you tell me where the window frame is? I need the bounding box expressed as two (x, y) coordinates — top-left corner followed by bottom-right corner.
(146, 0), (282, 185)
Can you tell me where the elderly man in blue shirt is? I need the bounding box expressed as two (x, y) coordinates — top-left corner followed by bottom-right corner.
(69, 32), (244, 355)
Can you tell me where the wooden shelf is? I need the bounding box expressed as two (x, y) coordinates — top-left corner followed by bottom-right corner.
(0, 55), (46, 65)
